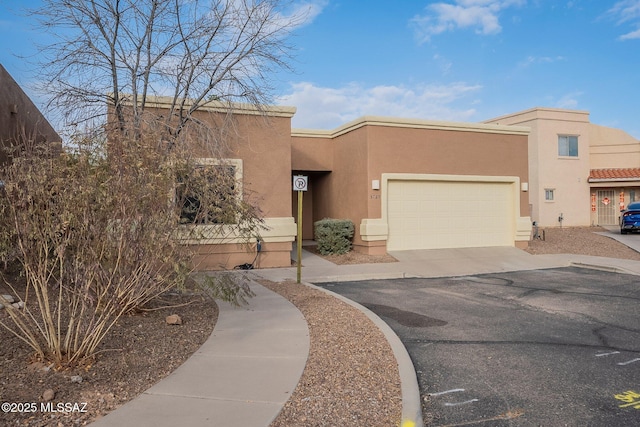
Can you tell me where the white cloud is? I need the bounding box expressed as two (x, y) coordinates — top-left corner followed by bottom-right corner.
(433, 54), (453, 74)
(620, 28), (640, 39)
(608, 0), (640, 24)
(276, 81), (483, 129)
(606, 1), (640, 40)
(550, 91), (583, 110)
(410, 0), (525, 43)
(281, 0), (328, 29)
(517, 55), (566, 68)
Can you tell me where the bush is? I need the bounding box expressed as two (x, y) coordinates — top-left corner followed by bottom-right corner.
(314, 218), (355, 255)
(0, 135), (259, 367)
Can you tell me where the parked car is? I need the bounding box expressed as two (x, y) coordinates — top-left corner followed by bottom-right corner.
(620, 201), (640, 234)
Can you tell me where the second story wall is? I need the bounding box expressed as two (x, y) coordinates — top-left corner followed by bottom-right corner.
(486, 108), (592, 227)
(590, 124), (640, 169)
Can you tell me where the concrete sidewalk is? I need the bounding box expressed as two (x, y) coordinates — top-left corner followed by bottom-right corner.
(90, 227), (640, 427)
(255, 243), (640, 284)
(89, 284), (309, 427)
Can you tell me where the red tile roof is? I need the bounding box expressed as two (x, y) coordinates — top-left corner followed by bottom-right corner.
(589, 168), (640, 181)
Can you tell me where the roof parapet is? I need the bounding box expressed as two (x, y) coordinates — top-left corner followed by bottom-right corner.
(120, 94), (297, 118)
(293, 115), (529, 138)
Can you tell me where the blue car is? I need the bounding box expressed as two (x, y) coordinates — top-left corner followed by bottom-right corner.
(621, 201), (640, 234)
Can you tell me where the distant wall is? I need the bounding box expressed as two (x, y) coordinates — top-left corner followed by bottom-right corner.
(590, 124), (640, 169)
(0, 64), (60, 163)
(485, 108), (592, 227)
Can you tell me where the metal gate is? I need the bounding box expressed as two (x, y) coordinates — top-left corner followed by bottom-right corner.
(597, 190), (616, 225)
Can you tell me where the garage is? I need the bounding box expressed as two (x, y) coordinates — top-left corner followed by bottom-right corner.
(386, 177), (516, 251)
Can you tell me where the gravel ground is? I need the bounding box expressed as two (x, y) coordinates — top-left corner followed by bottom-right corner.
(0, 283), (217, 427)
(525, 226), (640, 260)
(261, 226), (640, 427)
(3, 227), (632, 427)
(260, 279), (403, 427)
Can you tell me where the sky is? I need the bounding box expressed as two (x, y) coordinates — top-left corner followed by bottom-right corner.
(2, 0), (640, 137)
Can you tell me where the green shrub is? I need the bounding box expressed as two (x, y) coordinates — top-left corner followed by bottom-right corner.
(314, 218), (354, 255)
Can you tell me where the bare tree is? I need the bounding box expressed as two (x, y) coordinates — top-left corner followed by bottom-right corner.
(0, 0), (313, 367)
(31, 0), (311, 142)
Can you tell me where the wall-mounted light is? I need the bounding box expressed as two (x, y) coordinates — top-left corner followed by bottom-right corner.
(372, 179), (380, 190)
(521, 182), (529, 192)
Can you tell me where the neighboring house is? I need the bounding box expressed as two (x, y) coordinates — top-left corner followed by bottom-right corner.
(0, 64), (60, 163)
(484, 107), (640, 228)
(588, 124), (640, 226)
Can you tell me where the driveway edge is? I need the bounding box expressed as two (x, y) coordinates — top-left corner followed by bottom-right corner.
(303, 282), (424, 427)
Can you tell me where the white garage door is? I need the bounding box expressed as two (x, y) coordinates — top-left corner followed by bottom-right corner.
(387, 179), (514, 251)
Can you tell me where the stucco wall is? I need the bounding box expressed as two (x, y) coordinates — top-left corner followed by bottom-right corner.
(326, 126), (370, 232)
(366, 123), (530, 218)
(195, 108), (296, 268)
(590, 124), (640, 169)
(229, 115), (293, 219)
(537, 116), (591, 227)
(0, 64), (60, 163)
(485, 108), (592, 227)
(138, 98), (297, 269)
(293, 117), (531, 253)
(291, 131), (333, 171)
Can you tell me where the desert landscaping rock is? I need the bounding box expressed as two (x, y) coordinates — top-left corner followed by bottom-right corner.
(525, 226), (640, 261)
(0, 294), (15, 310)
(42, 389), (55, 402)
(165, 314), (182, 325)
(27, 361), (51, 373)
(0, 295), (24, 311)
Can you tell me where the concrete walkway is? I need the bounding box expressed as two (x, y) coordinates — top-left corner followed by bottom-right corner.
(256, 243), (640, 284)
(89, 284), (309, 427)
(90, 227), (640, 427)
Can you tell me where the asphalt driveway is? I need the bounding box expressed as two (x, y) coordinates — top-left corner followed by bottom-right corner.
(319, 267), (640, 426)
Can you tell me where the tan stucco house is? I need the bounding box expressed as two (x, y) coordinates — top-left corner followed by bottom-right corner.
(154, 99), (533, 270)
(485, 107), (640, 228)
(117, 98), (640, 271)
(292, 117), (532, 256)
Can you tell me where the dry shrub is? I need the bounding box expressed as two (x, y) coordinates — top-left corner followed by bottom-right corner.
(0, 134), (257, 367)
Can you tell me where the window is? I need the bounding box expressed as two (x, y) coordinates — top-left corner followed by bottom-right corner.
(631, 190), (637, 203)
(545, 189), (555, 201)
(176, 159), (242, 225)
(558, 135), (578, 157)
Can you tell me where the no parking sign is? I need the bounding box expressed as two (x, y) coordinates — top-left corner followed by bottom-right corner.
(293, 175), (308, 191)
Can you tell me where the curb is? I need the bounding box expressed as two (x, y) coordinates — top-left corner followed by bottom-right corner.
(306, 272), (419, 283)
(570, 261), (640, 276)
(303, 282), (424, 427)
